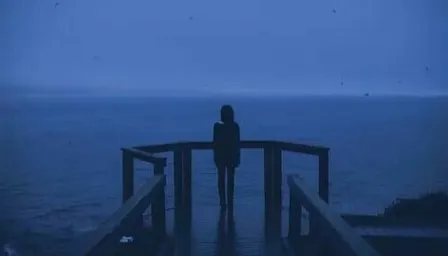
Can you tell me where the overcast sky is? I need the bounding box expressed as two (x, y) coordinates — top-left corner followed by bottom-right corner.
(1, 0), (447, 96)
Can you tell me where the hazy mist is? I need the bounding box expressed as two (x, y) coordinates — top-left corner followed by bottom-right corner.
(1, 0), (447, 96)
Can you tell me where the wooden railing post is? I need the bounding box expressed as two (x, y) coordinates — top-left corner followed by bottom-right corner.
(318, 150), (329, 203)
(173, 149), (183, 209)
(152, 163), (166, 241)
(78, 176), (166, 256)
(272, 147), (282, 213)
(173, 148), (184, 254)
(264, 146), (274, 220)
(310, 149), (329, 237)
(264, 144), (282, 245)
(182, 148), (192, 210)
(287, 175), (381, 256)
(288, 192), (302, 242)
(122, 150), (134, 203)
(272, 147), (282, 237)
(179, 148), (192, 256)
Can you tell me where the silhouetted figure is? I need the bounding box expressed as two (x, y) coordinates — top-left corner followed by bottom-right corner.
(213, 105), (240, 211)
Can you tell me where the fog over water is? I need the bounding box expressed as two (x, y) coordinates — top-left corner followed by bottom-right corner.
(1, 0), (447, 96)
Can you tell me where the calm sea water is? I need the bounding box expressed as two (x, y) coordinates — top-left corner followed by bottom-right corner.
(1, 95), (448, 255)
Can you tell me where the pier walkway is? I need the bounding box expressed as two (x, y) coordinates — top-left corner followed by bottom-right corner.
(74, 141), (448, 256)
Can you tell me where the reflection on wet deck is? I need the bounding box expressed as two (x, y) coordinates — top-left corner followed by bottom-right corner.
(174, 201), (281, 256)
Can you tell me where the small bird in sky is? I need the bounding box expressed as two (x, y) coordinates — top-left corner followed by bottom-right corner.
(332, 8), (337, 13)
(55, 2), (59, 8)
(425, 65), (429, 71)
(340, 81), (344, 86)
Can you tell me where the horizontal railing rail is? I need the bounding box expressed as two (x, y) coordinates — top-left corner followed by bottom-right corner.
(133, 140), (329, 156)
(77, 175), (166, 256)
(287, 175), (381, 256)
(132, 140), (330, 203)
(79, 140), (329, 255)
(122, 147), (167, 166)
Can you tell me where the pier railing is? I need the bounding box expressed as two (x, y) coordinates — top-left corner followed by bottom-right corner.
(77, 148), (167, 256)
(287, 175), (381, 256)
(77, 175), (166, 256)
(79, 140), (383, 256)
(131, 140), (329, 216)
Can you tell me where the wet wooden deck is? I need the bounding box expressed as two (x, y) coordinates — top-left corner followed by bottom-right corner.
(77, 140), (448, 256)
(170, 200), (288, 256)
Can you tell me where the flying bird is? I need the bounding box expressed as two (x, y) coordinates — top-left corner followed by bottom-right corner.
(55, 2), (59, 7)
(425, 65), (429, 71)
(332, 8), (337, 13)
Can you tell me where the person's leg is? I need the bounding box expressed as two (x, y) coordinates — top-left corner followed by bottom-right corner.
(227, 166), (235, 209)
(217, 165), (226, 209)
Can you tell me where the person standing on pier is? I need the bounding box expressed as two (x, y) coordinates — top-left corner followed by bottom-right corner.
(213, 105), (241, 211)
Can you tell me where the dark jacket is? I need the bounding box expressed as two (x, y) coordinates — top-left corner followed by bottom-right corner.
(213, 121), (240, 168)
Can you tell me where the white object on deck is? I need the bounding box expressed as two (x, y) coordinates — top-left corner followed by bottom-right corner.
(119, 236), (134, 243)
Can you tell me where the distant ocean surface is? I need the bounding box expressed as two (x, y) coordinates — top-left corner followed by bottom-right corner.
(1, 95), (448, 255)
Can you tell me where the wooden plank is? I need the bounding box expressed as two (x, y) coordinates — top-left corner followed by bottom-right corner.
(287, 175), (381, 256)
(122, 147), (166, 166)
(77, 175), (166, 256)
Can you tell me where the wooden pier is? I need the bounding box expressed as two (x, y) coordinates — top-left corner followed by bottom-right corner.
(74, 140), (448, 256)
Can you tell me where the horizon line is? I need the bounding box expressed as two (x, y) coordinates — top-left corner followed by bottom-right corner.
(5, 91), (448, 99)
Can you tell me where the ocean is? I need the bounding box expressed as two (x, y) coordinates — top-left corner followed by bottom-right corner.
(1, 95), (448, 255)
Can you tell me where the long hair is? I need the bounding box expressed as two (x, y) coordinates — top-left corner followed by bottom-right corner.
(220, 105), (234, 124)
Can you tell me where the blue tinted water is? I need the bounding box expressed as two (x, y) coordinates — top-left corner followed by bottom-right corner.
(1, 95), (447, 255)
